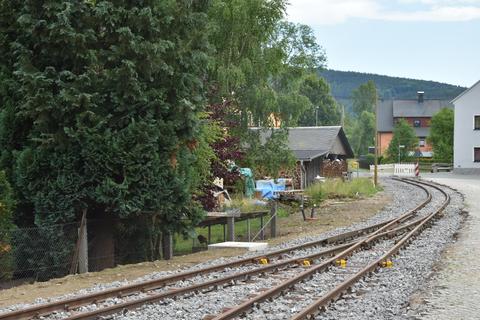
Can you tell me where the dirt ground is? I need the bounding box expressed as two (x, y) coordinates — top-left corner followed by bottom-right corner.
(0, 191), (391, 308)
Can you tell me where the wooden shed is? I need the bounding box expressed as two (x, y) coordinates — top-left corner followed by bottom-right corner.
(257, 126), (354, 188)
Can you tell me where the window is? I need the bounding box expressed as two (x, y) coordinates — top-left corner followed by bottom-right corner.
(419, 138), (426, 147)
(475, 148), (480, 162)
(413, 119), (421, 127)
(475, 116), (480, 130)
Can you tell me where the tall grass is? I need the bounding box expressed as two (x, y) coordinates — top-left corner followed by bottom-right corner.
(305, 178), (379, 203)
(226, 196), (268, 212)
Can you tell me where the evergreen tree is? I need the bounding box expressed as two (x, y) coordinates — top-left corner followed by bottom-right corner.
(428, 108), (454, 162)
(0, 171), (15, 279)
(298, 74), (341, 126)
(386, 119), (418, 162)
(0, 1), (210, 266)
(347, 81), (378, 155)
(349, 111), (375, 156)
(352, 80), (377, 116)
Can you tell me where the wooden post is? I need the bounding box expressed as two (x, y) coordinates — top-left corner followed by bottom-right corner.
(270, 201), (277, 238)
(78, 217), (88, 274)
(301, 194), (306, 221)
(208, 225), (211, 244)
(260, 215), (264, 240)
(223, 224), (226, 241)
(227, 216), (235, 241)
(247, 218), (251, 242)
(70, 209), (88, 275)
(162, 231), (173, 260)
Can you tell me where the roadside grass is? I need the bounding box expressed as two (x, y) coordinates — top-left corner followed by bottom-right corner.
(306, 178), (380, 204)
(174, 203), (293, 255)
(174, 179), (380, 255)
(174, 215), (265, 255)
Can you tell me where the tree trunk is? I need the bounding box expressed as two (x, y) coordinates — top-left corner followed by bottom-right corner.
(88, 216), (115, 271)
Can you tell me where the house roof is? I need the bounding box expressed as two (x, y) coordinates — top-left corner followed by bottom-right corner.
(377, 98), (452, 132)
(393, 100), (452, 117)
(377, 100), (394, 132)
(253, 126), (354, 161)
(451, 79), (480, 103)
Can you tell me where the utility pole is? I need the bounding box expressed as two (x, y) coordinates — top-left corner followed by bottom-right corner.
(374, 103), (378, 187)
(341, 104), (345, 127)
(398, 145), (405, 163)
(315, 107), (319, 126)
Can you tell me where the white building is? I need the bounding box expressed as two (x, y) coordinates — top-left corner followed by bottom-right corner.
(452, 80), (480, 174)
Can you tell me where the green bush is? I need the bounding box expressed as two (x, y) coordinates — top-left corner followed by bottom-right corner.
(358, 154), (375, 169)
(306, 178), (379, 203)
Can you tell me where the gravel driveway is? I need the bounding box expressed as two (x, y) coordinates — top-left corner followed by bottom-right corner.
(410, 173), (480, 320)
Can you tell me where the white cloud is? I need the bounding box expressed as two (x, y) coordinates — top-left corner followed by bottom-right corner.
(399, 0), (480, 4)
(384, 5), (480, 21)
(287, 0), (480, 25)
(287, 0), (380, 25)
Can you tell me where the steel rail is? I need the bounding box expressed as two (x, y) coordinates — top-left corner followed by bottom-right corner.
(0, 178), (430, 320)
(290, 179), (450, 320)
(67, 208), (436, 320)
(202, 179), (433, 320)
(66, 209), (435, 320)
(0, 222), (408, 320)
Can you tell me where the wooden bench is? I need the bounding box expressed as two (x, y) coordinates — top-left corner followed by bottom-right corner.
(431, 163), (453, 173)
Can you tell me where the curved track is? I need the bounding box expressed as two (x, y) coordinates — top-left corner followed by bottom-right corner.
(210, 178), (450, 320)
(0, 178), (440, 320)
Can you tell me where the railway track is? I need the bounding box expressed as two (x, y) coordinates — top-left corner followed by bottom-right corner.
(0, 178), (443, 320)
(209, 178), (450, 320)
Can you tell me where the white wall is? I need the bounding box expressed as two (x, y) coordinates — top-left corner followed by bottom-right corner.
(454, 81), (480, 171)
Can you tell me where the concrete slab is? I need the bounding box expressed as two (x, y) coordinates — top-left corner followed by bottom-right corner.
(208, 241), (268, 251)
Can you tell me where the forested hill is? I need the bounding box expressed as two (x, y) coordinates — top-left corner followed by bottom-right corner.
(319, 69), (466, 100)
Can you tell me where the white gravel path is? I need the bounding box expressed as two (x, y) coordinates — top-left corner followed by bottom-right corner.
(408, 174), (479, 320)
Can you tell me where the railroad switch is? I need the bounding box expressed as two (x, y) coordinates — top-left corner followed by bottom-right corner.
(258, 258), (269, 265)
(336, 259), (347, 268)
(381, 260), (393, 268)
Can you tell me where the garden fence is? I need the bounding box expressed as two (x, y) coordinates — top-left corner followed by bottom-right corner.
(0, 214), (269, 288)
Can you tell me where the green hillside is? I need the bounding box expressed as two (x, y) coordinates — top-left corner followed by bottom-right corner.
(319, 69), (466, 101)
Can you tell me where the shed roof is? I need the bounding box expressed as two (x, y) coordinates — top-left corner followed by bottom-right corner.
(253, 126), (354, 161)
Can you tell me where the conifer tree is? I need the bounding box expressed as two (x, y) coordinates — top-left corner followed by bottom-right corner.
(0, 0), (210, 268)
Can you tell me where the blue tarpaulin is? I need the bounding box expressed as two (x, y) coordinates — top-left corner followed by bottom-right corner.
(255, 179), (287, 199)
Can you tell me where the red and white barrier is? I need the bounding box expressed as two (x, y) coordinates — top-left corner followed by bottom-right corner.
(393, 163), (416, 177)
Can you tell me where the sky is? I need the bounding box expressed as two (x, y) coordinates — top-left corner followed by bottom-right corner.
(287, 0), (480, 87)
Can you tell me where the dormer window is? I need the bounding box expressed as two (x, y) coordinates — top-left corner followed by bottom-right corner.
(475, 115), (480, 130)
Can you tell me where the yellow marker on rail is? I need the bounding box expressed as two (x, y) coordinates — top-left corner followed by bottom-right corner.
(259, 258), (269, 265)
(381, 260), (393, 268)
(301, 260), (311, 267)
(336, 259), (347, 268)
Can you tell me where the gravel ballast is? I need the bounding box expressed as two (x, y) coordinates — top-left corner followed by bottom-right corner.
(0, 178), (465, 320)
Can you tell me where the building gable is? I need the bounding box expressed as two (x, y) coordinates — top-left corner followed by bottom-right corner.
(452, 80), (480, 104)
(453, 80), (480, 172)
(253, 126), (354, 161)
(331, 135), (348, 155)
